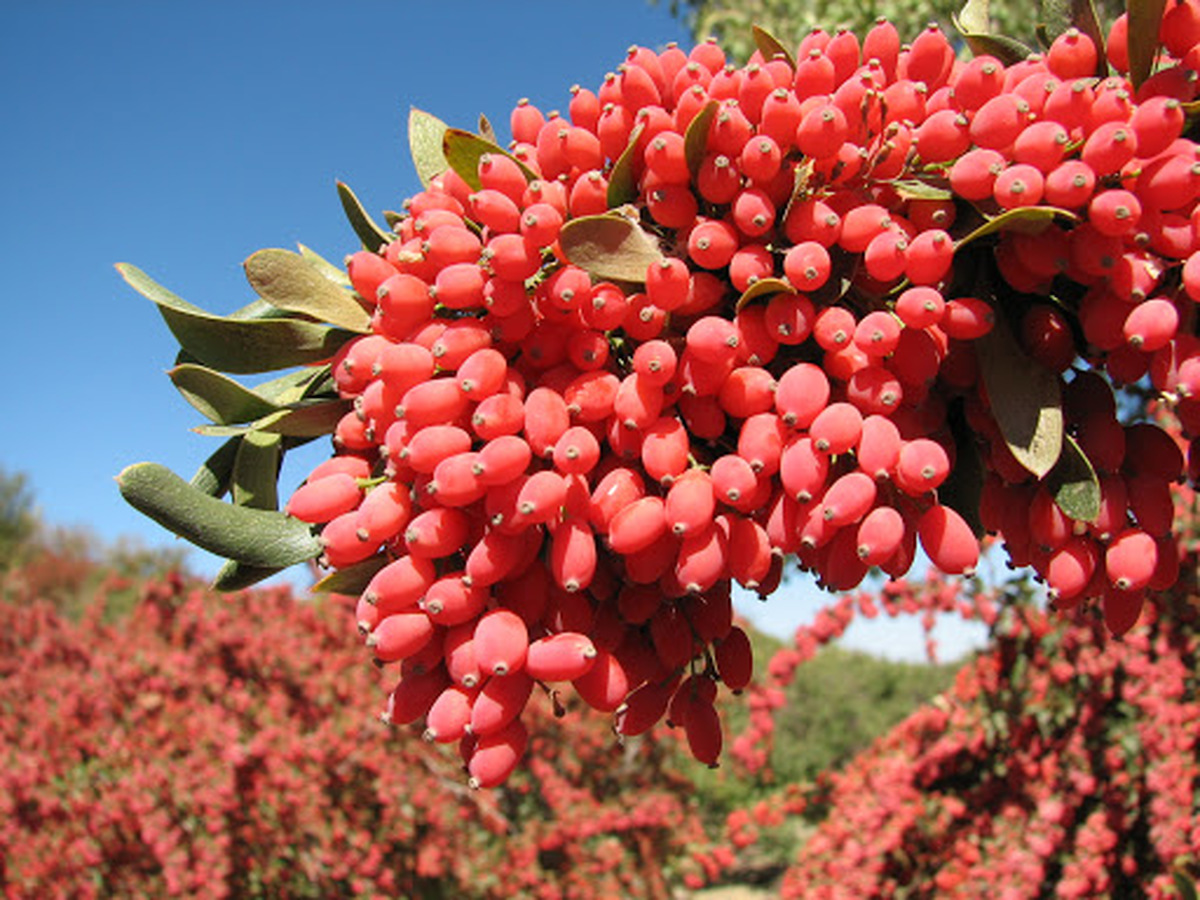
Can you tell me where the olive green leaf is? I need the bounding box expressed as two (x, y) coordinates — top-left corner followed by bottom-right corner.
(409, 107), (450, 188)
(312, 554), (388, 594)
(976, 316), (1064, 479)
(940, 400), (987, 537)
(1172, 870), (1198, 900)
(298, 243), (352, 288)
(118, 263), (357, 374)
(735, 277), (796, 313)
(607, 120), (647, 208)
(1128, 0), (1168, 90)
(232, 429), (282, 511)
(1047, 432), (1101, 522)
(212, 559), (284, 591)
(955, 0), (1035, 65)
(955, 205), (1079, 249)
(194, 398), (351, 438)
(117, 462), (322, 568)
(244, 248), (371, 332)
(752, 24), (796, 69)
(891, 180), (955, 202)
(442, 128), (537, 191)
(254, 365), (329, 405)
(168, 364), (280, 425)
(191, 437), (241, 498)
(684, 99), (719, 180)
(337, 181), (394, 252)
(559, 214), (664, 283)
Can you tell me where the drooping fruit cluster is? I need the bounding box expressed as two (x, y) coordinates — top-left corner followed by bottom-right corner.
(122, 9), (1200, 788)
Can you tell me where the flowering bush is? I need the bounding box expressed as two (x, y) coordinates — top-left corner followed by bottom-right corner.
(0, 567), (713, 898)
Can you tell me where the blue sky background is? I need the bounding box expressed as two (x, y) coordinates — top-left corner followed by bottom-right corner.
(2, 1), (987, 661)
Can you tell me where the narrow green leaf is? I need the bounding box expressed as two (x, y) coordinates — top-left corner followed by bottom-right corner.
(735, 277), (795, 313)
(117, 462), (322, 568)
(228, 298), (283, 320)
(890, 179), (954, 202)
(212, 559), (284, 591)
(298, 243), (352, 288)
(940, 400), (986, 537)
(191, 437), (241, 498)
(607, 120), (647, 208)
(337, 181), (394, 252)
(118, 263), (357, 374)
(232, 429), (282, 510)
(955, 206), (1079, 249)
(312, 554), (388, 594)
(1047, 432), (1101, 523)
(169, 364), (280, 425)
(960, 31), (1037, 66)
(442, 128), (537, 192)
(1128, 0), (1168, 89)
(254, 366), (328, 405)
(684, 100), (720, 180)
(195, 398), (351, 438)
(409, 107), (450, 188)
(559, 214), (664, 283)
(975, 317), (1064, 479)
(1173, 871), (1198, 900)
(244, 248), (371, 332)
(752, 24), (795, 69)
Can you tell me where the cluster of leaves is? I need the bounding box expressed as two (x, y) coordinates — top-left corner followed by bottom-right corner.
(0, 567), (718, 899)
(656, 0), (1125, 65)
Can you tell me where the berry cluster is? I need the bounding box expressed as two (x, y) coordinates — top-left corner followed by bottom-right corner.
(278, 13), (1200, 785)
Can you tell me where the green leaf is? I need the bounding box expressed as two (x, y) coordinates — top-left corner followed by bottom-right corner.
(1173, 870), (1198, 900)
(409, 107), (450, 188)
(244, 248), (371, 332)
(312, 554), (388, 594)
(117, 462), (322, 568)
(1128, 0), (1168, 90)
(940, 400), (986, 537)
(752, 24), (795, 69)
(191, 437), (241, 498)
(955, 206), (1079, 249)
(735, 277), (795, 313)
(298, 243), (352, 288)
(607, 120), (646, 208)
(195, 398), (351, 438)
(232, 429), (282, 510)
(254, 366), (329, 405)
(118, 263), (357, 375)
(442, 128), (537, 192)
(1037, 0), (1108, 74)
(684, 100), (720, 180)
(559, 214), (664, 283)
(961, 31), (1037, 66)
(890, 179), (954, 202)
(955, 0), (1036, 65)
(169, 364), (280, 425)
(337, 181), (394, 252)
(1047, 432), (1101, 522)
(975, 317), (1064, 479)
(957, 0), (990, 33)
(212, 559), (284, 591)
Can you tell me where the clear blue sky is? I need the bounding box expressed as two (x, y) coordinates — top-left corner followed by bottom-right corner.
(1, 1), (986, 660)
